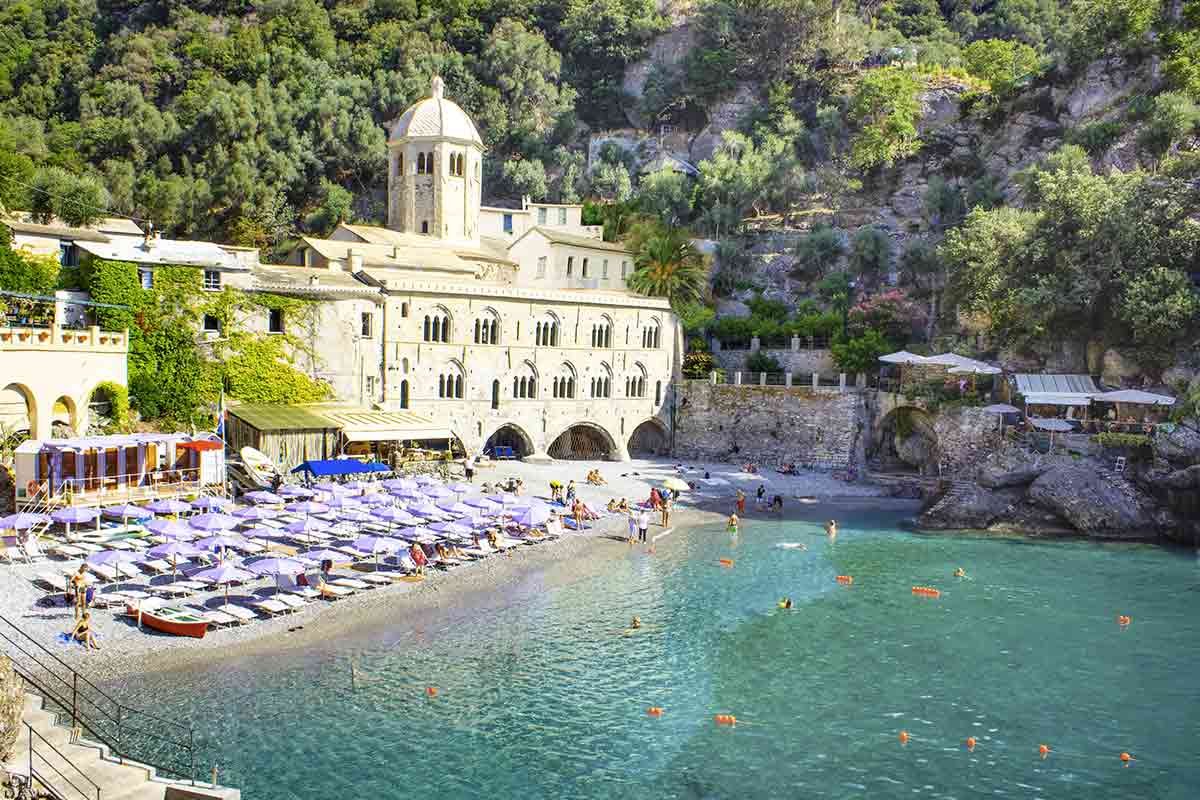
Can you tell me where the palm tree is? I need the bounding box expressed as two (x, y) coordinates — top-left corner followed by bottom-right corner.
(627, 225), (708, 307)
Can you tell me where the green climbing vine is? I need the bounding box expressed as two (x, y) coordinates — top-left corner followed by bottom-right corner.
(85, 258), (331, 428)
(89, 381), (130, 432)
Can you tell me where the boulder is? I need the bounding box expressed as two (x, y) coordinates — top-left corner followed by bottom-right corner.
(979, 465), (1047, 489)
(917, 485), (1022, 530)
(1101, 348), (1144, 386)
(1026, 463), (1160, 538)
(1156, 422), (1200, 467)
(1160, 464), (1200, 490)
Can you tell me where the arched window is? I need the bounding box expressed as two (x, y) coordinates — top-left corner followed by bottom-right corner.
(423, 316), (431, 341)
(431, 316), (441, 342)
(490, 318), (498, 343)
(401, 302), (409, 318)
(423, 310), (451, 342)
(519, 377), (528, 398)
(474, 319), (481, 343)
(417, 152), (426, 174)
(396, 153), (404, 176)
(438, 375), (446, 398)
(491, 380), (500, 410)
(439, 363), (464, 399)
(455, 374), (463, 399)
(400, 380), (410, 409)
(475, 310), (499, 344)
(535, 313), (560, 347)
(655, 380), (662, 405)
(427, 152), (434, 173)
(513, 377), (520, 397)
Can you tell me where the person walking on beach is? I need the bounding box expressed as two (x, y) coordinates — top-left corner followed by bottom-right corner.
(70, 564), (88, 620)
(565, 480), (577, 506)
(661, 495), (672, 528)
(755, 484), (766, 508)
(736, 489), (746, 515)
(572, 498), (585, 530)
(410, 542), (427, 575)
(464, 455), (475, 483)
(627, 511), (638, 544)
(637, 509), (651, 543)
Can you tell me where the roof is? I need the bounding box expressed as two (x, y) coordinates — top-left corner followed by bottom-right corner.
(1092, 389), (1176, 406)
(76, 237), (246, 270)
(227, 404), (338, 432)
(290, 459), (390, 476)
(3, 219), (111, 243)
(388, 76), (482, 146)
(5, 212), (144, 237)
(1013, 374), (1100, 407)
(516, 226), (630, 254)
(30, 432), (201, 451)
(317, 409), (451, 442)
(251, 265), (378, 296)
(639, 153), (701, 176)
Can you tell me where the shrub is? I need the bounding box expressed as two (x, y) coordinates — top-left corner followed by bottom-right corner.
(830, 329), (892, 373)
(1067, 120), (1124, 155)
(1092, 432), (1153, 449)
(682, 350), (717, 379)
(746, 351), (783, 373)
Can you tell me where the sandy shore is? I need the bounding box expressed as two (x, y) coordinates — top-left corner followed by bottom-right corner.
(1, 458), (887, 682)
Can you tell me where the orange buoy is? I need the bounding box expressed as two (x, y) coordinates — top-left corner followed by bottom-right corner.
(1117, 615), (1131, 626)
(899, 730), (910, 744)
(1039, 744), (1050, 759)
(1120, 752), (1133, 766)
(966, 737), (977, 751)
(836, 575), (853, 584)
(647, 707), (664, 717)
(719, 558), (734, 567)
(912, 586), (941, 597)
(425, 687), (438, 697)
(714, 714), (737, 726)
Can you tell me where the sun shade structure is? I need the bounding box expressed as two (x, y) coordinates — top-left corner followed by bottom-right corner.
(188, 513), (240, 532)
(244, 490), (283, 505)
(290, 460), (390, 477)
(191, 496), (233, 511)
(983, 404), (1021, 414)
(1012, 374), (1099, 407)
(878, 350), (929, 364)
(145, 519), (195, 539)
(1091, 389), (1176, 406)
(1, 512), (51, 530)
(102, 504), (153, 521)
(1028, 417), (1075, 432)
(662, 477), (690, 492)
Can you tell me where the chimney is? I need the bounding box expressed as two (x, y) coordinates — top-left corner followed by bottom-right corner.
(142, 221), (155, 250)
(349, 250), (364, 273)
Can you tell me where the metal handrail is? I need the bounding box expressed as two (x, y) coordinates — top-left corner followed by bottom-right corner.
(1, 616), (197, 783)
(26, 721), (102, 800)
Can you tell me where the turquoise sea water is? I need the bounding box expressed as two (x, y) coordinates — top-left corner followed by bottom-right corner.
(114, 507), (1200, 799)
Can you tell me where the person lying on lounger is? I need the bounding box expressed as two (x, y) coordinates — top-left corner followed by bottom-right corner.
(586, 469), (607, 486)
(70, 612), (100, 650)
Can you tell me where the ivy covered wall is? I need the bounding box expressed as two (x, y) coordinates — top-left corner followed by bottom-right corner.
(85, 259), (331, 428)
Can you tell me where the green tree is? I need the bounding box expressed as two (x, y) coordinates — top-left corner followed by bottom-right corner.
(847, 67), (923, 171)
(0, 225), (59, 296)
(694, 131), (785, 237)
(793, 224), (846, 279)
(637, 168), (693, 225)
(962, 39), (1041, 96)
(477, 19), (577, 150)
(304, 179), (354, 237)
(1138, 91), (1200, 157)
(849, 226), (892, 281)
(831, 328), (892, 373)
(559, 0), (664, 124)
(498, 158), (548, 203)
(628, 224), (708, 306)
(1117, 267), (1199, 356)
(29, 167), (110, 227)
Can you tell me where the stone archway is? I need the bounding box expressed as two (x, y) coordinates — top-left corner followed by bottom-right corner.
(628, 419), (668, 457)
(0, 383), (37, 439)
(874, 406), (940, 475)
(50, 395), (79, 438)
(483, 423), (535, 459)
(548, 422), (618, 461)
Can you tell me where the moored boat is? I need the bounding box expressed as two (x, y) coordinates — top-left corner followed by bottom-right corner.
(127, 602), (210, 638)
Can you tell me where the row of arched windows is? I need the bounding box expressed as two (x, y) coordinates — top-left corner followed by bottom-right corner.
(590, 377), (612, 398)
(423, 313), (451, 342)
(416, 152), (436, 175)
(552, 377), (577, 398)
(437, 373), (464, 399)
(625, 375), (647, 398)
(591, 323), (612, 349)
(513, 376), (537, 398)
(641, 324), (662, 349)
(449, 152), (465, 177)
(535, 321), (560, 347)
(474, 317), (499, 344)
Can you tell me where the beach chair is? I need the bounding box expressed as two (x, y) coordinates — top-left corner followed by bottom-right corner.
(151, 583), (193, 598)
(189, 607), (238, 628)
(88, 563), (119, 583)
(121, 589), (151, 602)
(90, 591), (127, 610)
(358, 573), (393, 587)
(21, 537), (48, 564)
(33, 572), (68, 594)
(140, 559), (175, 575)
(116, 563), (144, 580)
(274, 594), (309, 611)
(216, 604), (257, 624)
(331, 577), (371, 591)
(317, 583), (354, 600)
(252, 598), (290, 617)
(46, 543), (88, 560)
(279, 574), (320, 600)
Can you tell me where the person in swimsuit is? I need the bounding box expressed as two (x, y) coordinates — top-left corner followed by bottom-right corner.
(825, 519), (838, 540)
(727, 514), (739, 535)
(70, 612), (100, 650)
(70, 565), (88, 620)
(779, 598), (793, 609)
(736, 490), (746, 515)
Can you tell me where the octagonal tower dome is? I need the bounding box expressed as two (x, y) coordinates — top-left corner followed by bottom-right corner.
(388, 76), (483, 146)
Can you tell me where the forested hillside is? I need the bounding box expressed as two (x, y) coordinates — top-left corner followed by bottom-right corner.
(1, 0), (1199, 398)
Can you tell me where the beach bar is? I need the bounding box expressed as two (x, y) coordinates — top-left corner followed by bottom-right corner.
(13, 432), (225, 510)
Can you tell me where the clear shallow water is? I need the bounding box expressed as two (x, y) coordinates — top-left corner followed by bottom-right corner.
(114, 508), (1200, 799)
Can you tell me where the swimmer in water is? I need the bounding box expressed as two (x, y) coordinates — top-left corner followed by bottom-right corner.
(954, 567), (966, 578)
(631, 616), (642, 629)
(778, 598), (793, 610)
(825, 519), (837, 539)
(727, 514), (739, 535)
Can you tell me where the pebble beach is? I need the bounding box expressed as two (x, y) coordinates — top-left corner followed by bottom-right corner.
(1, 457), (888, 683)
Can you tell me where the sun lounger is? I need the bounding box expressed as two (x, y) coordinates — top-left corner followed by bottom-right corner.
(216, 604), (257, 624)
(151, 583), (193, 598)
(105, 540), (134, 551)
(21, 538), (48, 563)
(252, 598), (290, 616)
(90, 591), (126, 609)
(140, 559), (177, 575)
(317, 583), (353, 599)
(279, 575), (320, 599)
(116, 563), (144, 579)
(358, 573), (393, 586)
(331, 577), (370, 591)
(71, 542), (105, 553)
(188, 607), (238, 628)
(46, 543), (88, 559)
(121, 590), (150, 601)
(33, 572), (68, 593)
(235, 541), (267, 555)
(88, 563), (119, 582)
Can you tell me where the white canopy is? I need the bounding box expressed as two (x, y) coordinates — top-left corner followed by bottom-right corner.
(1014, 374), (1100, 407)
(982, 403), (1020, 414)
(878, 350), (928, 365)
(1029, 417), (1074, 432)
(948, 363), (1002, 375)
(1091, 389), (1176, 406)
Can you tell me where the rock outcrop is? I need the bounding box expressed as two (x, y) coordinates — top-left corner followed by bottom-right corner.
(1025, 464), (1160, 539)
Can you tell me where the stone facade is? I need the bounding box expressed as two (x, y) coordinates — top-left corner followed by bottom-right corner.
(712, 345), (834, 376)
(673, 381), (865, 468)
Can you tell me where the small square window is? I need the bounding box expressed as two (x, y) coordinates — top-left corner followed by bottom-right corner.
(621, 261), (629, 278)
(361, 312), (373, 338)
(537, 207), (547, 225)
(536, 256), (547, 278)
(268, 308), (284, 334)
(602, 259), (609, 279)
(203, 270), (221, 291)
(558, 208), (567, 225)
(139, 269), (153, 290)
(421, 221), (430, 234)
(202, 314), (220, 333)
(502, 214), (513, 234)
(566, 256), (574, 277)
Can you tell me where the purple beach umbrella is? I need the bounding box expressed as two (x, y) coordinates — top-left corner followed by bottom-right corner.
(149, 541), (204, 580)
(439, 502), (475, 516)
(102, 504), (154, 522)
(409, 502), (442, 517)
(279, 485), (314, 498)
(144, 518), (195, 540)
(447, 482), (473, 494)
(425, 485), (454, 500)
(515, 505), (552, 526)
(144, 499), (192, 515)
(196, 533), (248, 551)
(314, 482), (353, 495)
(284, 500), (329, 515)
(285, 518), (330, 535)
(360, 493), (394, 506)
(300, 548), (347, 564)
(372, 506), (410, 523)
(191, 496), (233, 512)
(86, 549), (144, 569)
(193, 563), (256, 604)
(49, 507), (98, 536)
(244, 490), (283, 505)
(353, 535), (403, 568)
(233, 506), (278, 521)
(189, 513), (240, 532)
(324, 495), (362, 510)
(337, 509), (375, 524)
(464, 497), (499, 510)
(247, 556), (306, 594)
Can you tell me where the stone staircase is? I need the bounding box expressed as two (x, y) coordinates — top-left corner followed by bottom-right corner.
(4, 692), (173, 800)
(922, 479), (975, 516)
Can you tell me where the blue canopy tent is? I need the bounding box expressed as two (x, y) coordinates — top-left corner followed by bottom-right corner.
(291, 460), (391, 478)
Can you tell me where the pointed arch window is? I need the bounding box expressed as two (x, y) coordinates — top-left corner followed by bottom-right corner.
(417, 152), (426, 174)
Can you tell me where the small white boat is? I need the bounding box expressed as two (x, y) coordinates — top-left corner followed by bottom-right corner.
(239, 446), (279, 488)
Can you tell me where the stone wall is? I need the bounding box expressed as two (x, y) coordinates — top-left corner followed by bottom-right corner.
(712, 346), (834, 376)
(931, 406), (1001, 475)
(673, 381), (865, 467)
